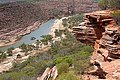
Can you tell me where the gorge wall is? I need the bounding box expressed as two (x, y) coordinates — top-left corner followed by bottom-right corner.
(73, 10), (120, 80)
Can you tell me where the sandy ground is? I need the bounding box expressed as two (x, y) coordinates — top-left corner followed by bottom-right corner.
(49, 17), (68, 37)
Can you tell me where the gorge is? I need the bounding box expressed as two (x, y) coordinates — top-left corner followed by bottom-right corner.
(0, 0), (99, 49)
(1, 0), (120, 80)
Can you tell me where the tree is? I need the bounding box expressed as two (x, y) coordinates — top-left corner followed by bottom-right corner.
(7, 47), (14, 56)
(0, 53), (7, 60)
(36, 40), (40, 49)
(19, 43), (28, 52)
(27, 45), (35, 51)
(41, 35), (53, 45)
(54, 29), (63, 37)
(62, 19), (68, 27)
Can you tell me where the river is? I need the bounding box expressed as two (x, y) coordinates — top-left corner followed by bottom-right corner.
(0, 19), (55, 51)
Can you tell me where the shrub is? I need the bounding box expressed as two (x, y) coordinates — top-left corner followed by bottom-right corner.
(57, 72), (79, 80)
(62, 19), (68, 27)
(40, 35), (53, 45)
(53, 56), (73, 65)
(0, 72), (31, 80)
(30, 60), (49, 74)
(19, 43), (28, 52)
(81, 46), (94, 53)
(0, 53), (7, 59)
(7, 47), (14, 54)
(66, 14), (83, 28)
(54, 29), (63, 37)
(21, 66), (36, 76)
(73, 60), (90, 74)
(56, 62), (69, 74)
(12, 61), (28, 71)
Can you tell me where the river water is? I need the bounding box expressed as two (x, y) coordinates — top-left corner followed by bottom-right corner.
(0, 19), (55, 51)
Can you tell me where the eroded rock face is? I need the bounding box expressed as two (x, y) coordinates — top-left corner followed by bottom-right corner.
(73, 10), (120, 80)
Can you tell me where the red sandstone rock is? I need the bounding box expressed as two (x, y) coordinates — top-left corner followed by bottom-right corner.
(73, 10), (120, 80)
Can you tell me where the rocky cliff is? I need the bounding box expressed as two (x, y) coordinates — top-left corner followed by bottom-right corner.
(73, 10), (120, 80)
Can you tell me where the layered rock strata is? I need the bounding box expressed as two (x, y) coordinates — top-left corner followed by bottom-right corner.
(73, 10), (120, 80)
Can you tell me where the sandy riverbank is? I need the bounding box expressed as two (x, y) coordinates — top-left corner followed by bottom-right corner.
(49, 17), (68, 37)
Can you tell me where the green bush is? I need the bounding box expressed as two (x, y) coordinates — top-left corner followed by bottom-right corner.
(40, 35), (53, 45)
(0, 53), (7, 59)
(57, 72), (79, 80)
(62, 14), (83, 28)
(29, 60), (50, 74)
(56, 62), (69, 74)
(62, 19), (68, 27)
(7, 47), (14, 54)
(73, 60), (90, 74)
(21, 66), (36, 76)
(54, 29), (63, 37)
(19, 43), (28, 52)
(12, 61), (29, 71)
(81, 46), (94, 53)
(53, 56), (73, 65)
(0, 72), (31, 80)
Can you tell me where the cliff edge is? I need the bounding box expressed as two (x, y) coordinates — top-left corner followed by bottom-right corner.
(73, 10), (120, 80)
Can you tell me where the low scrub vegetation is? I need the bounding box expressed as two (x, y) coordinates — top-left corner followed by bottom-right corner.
(0, 31), (93, 80)
(0, 14), (93, 80)
(62, 13), (83, 28)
